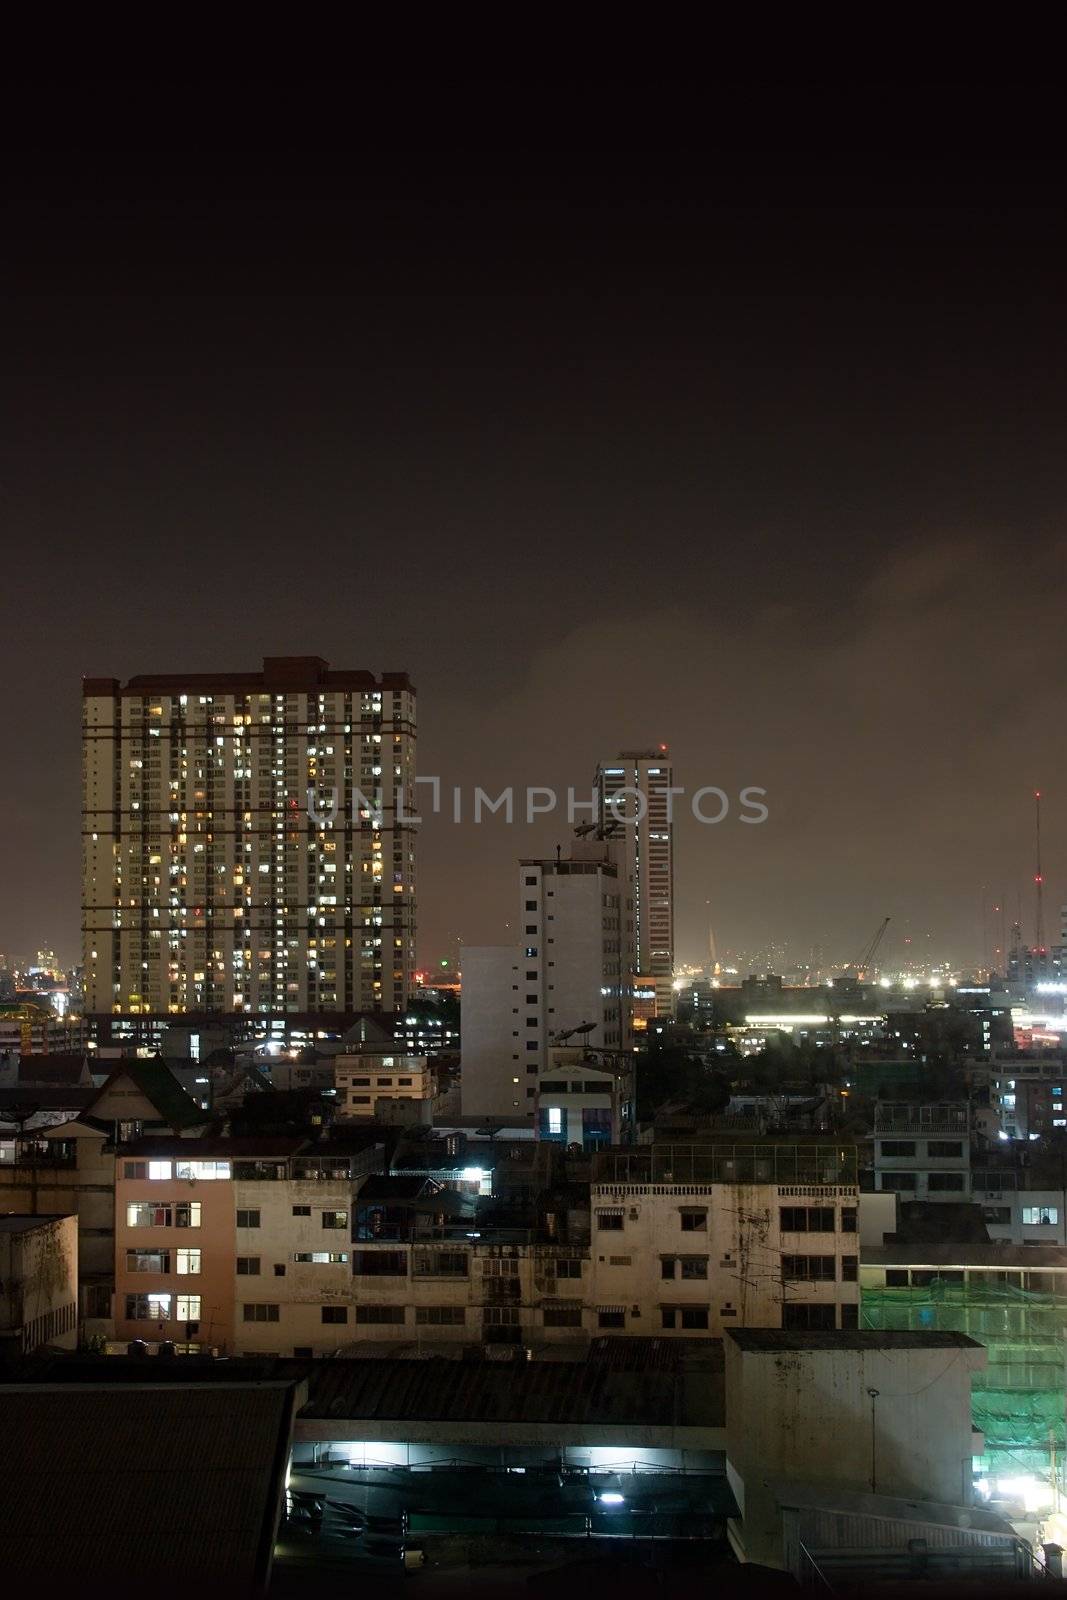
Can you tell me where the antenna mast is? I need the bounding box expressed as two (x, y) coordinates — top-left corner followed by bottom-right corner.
(1035, 790), (1046, 958)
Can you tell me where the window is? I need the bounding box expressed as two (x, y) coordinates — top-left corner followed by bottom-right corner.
(880, 1172), (917, 1191)
(679, 1210), (707, 1232)
(780, 1207), (834, 1232)
(661, 1306), (709, 1330)
(927, 1141), (963, 1158)
(542, 1306), (582, 1327)
(175, 1159), (231, 1181)
(322, 1210), (348, 1229)
(274, 1264), (286, 1277)
(176, 1248), (201, 1275)
(596, 1211), (624, 1231)
(841, 1208), (857, 1234)
(553, 1258), (582, 1279)
(482, 1306), (520, 1327)
(982, 1206), (1011, 1224)
(175, 1202), (201, 1228)
(840, 1303), (859, 1329)
(415, 1306), (466, 1326)
(292, 1205), (311, 1217)
(782, 1255), (836, 1281)
(293, 1347), (313, 1358)
(928, 1173), (965, 1192)
(597, 1309), (625, 1328)
(661, 1257), (676, 1279)
(124, 1161), (147, 1179)
(126, 1203), (173, 1228)
(321, 1305), (348, 1324)
(680, 1256), (708, 1280)
(176, 1295), (201, 1321)
(352, 1250), (407, 1276)
(237, 1257), (261, 1275)
(782, 1303), (836, 1330)
(1023, 1206), (1059, 1225)
(126, 1249), (170, 1273)
(414, 1249), (469, 1277)
(841, 1255), (858, 1282)
(355, 1304), (405, 1324)
(126, 1293), (171, 1320)
(236, 1209), (261, 1228)
(885, 1269), (910, 1286)
(879, 1141), (916, 1157)
(294, 1252), (349, 1264)
(243, 1303), (280, 1322)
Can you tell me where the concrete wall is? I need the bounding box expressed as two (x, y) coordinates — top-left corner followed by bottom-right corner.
(725, 1334), (986, 1567)
(0, 1214), (78, 1353)
(459, 945), (522, 1121)
(233, 1176), (355, 1356)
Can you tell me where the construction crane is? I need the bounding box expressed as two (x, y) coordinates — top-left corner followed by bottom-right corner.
(853, 916), (891, 981)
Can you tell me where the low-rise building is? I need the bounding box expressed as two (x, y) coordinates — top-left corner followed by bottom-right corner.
(861, 1241), (1067, 1483)
(588, 1141), (860, 1336)
(535, 1043), (634, 1149)
(725, 1328), (987, 1568)
(334, 1052), (435, 1120)
(0, 1214), (78, 1358)
(872, 1102), (971, 1200)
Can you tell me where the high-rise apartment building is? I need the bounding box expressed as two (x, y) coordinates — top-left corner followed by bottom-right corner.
(596, 747), (674, 1015)
(461, 839), (633, 1123)
(82, 657), (416, 1021)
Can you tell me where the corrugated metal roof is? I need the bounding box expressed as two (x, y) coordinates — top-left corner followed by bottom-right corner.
(295, 1354), (723, 1428)
(0, 1381), (298, 1592)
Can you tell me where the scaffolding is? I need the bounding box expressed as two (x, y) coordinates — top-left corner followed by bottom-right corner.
(861, 1277), (1067, 1475)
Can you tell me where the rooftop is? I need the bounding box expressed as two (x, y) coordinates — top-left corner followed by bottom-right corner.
(0, 1381), (300, 1590)
(86, 658), (413, 696)
(121, 1135), (307, 1158)
(0, 1214), (70, 1233)
(866, 1242), (1067, 1268)
(728, 1329), (982, 1353)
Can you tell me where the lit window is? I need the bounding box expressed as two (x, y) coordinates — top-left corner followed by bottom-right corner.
(176, 1295), (201, 1321)
(547, 1107), (563, 1135)
(148, 1161), (173, 1181)
(176, 1248), (201, 1275)
(1023, 1207), (1059, 1225)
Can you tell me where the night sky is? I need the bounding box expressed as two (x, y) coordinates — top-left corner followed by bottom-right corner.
(3, 83), (1065, 975)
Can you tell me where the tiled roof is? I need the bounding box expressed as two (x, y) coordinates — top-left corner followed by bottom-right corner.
(93, 1060), (211, 1130)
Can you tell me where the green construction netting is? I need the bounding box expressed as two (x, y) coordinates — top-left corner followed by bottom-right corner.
(862, 1281), (1067, 1471)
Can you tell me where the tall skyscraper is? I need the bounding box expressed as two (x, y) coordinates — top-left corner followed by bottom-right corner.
(595, 747), (675, 1016)
(82, 657), (416, 1022)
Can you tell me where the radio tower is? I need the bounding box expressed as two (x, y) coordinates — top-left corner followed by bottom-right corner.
(1034, 790), (1046, 960)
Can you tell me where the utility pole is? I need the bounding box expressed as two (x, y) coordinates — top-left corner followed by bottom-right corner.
(867, 1387), (880, 1493)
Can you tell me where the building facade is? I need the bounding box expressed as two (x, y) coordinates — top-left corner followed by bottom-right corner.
(461, 843), (634, 1125)
(82, 656), (416, 1021)
(0, 1214), (79, 1357)
(595, 748), (674, 1016)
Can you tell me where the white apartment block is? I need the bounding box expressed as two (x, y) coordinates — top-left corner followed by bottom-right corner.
(327, 1143), (860, 1351)
(233, 1164), (363, 1357)
(587, 1150), (860, 1336)
(596, 749), (674, 1016)
(535, 1044), (634, 1149)
(461, 843), (633, 1125)
(83, 656), (416, 1020)
(872, 1104), (971, 1201)
(334, 1052), (435, 1118)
